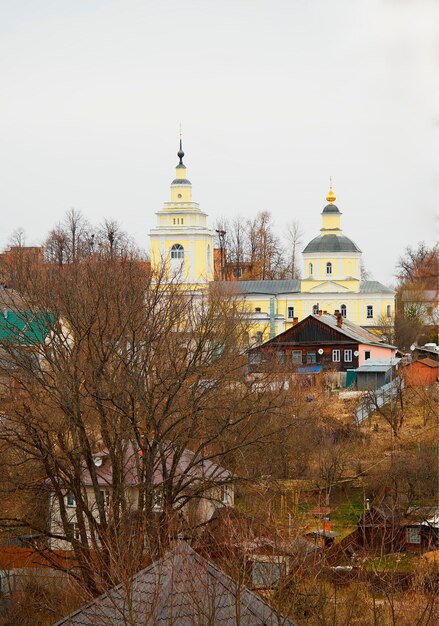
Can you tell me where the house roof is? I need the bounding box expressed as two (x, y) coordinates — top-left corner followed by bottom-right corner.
(355, 358), (401, 373)
(79, 441), (231, 489)
(409, 358), (439, 369)
(52, 541), (298, 626)
(255, 313), (396, 351)
(0, 311), (55, 346)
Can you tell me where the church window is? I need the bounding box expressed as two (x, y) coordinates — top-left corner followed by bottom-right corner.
(255, 307), (261, 313)
(326, 262), (332, 275)
(287, 306), (295, 319)
(312, 304), (319, 315)
(309, 262), (313, 276)
(170, 244), (184, 259)
(367, 305), (373, 319)
(178, 193), (182, 198)
(386, 305), (391, 318)
(340, 304), (347, 317)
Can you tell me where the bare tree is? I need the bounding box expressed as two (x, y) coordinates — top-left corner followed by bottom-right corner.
(285, 221), (303, 280)
(0, 250), (284, 595)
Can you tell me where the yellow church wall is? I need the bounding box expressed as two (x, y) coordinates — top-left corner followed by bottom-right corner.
(171, 186), (192, 202)
(321, 214), (341, 230)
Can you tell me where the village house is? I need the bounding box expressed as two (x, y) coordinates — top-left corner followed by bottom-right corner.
(247, 311), (397, 387)
(48, 441), (234, 550)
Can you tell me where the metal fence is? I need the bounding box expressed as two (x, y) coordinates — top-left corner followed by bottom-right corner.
(355, 377), (404, 424)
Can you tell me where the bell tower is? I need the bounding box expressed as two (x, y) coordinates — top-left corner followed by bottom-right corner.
(149, 140), (215, 285)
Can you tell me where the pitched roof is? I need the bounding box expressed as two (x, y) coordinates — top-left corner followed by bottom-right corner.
(258, 314), (396, 350)
(52, 542), (297, 626)
(359, 280), (394, 294)
(79, 441), (231, 489)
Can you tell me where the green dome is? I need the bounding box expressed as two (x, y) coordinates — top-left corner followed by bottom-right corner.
(303, 234), (361, 254)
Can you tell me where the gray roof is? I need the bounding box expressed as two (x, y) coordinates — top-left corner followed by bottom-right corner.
(303, 234), (361, 253)
(219, 279), (301, 295)
(171, 178), (191, 185)
(311, 314), (397, 349)
(359, 281), (394, 294)
(355, 357), (401, 372)
(322, 204), (341, 214)
(53, 542), (297, 626)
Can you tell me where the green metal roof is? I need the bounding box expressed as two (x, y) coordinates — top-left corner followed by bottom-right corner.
(322, 204), (341, 214)
(359, 281), (394, 294)
(303, 234), (361, 253)
(0, 311), (55, 346)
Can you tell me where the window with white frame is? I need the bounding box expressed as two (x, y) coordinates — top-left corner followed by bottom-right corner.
(66, 493), (76, 508)
(332, 349), (341, 362)
(97, 490), (111, 510)
(406, 527), (421, 544)
(340, 304), (347, 317)
(367, 305), (373, 319)
(255, 307), (261, 313)
(326, 262), (332, 275)
(220, 485), (229, 505)
(170, 243), (184, 259)
(344, 349), (353, 362)
(68, 522), (80, 540)
(307, 351), (317, 364)
(292, 350), (302, 365)
(312, 304), (319, 315)
(276, 351), (286, 364)
(287, 306), (295, 319)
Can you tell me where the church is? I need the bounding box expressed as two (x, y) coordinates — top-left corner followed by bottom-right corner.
(149, 143), (395, 342)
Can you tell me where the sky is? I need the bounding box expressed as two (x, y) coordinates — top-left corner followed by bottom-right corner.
(0, 0), (437, 284)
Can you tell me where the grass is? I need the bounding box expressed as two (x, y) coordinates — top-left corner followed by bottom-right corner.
(363, 552), (420, 573)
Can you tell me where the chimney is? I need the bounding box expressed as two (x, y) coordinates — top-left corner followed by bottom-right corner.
(334, 309), (340, 316)
(318, 310), (323, 317)
(336, 313), (343, 328)
(323, 310), (327, 314)
(293, 317), (299, 326)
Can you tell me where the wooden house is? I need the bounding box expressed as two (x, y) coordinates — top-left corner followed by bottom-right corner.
(356, 505), (403, 555)
(247, 312), (396, 383)
(403, 508), (439, 553)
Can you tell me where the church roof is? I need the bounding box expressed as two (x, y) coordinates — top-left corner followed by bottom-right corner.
(171, 178), (191, 185)
(303, 234), (361, 254)
(359, 281), (394, 294)
(219, 280), (301, 295)
(322, 203), (341, 214)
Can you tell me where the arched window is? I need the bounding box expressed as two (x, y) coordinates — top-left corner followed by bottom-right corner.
(326, 262), (332, 275)
(340, 304), (347, 317)
(309, 262), (313, 276)
(170, 243), (184, 259)
(207, 244), (211, 268)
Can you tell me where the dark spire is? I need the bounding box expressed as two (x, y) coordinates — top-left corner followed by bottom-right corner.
(177, 138), (185, 165)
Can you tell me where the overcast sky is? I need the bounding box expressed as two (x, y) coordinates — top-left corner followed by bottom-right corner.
(1, 0), (437, 284)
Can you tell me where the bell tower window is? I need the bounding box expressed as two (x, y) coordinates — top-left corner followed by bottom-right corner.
(170, 244), (184, 259)
(326, 262), (332, 275)
(340, 304), (347, 317)
(309, 262), (313, 276)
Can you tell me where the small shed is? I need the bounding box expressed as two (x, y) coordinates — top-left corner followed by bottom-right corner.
(355, 358), (400, 390)
(402, 358), (439, 387)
